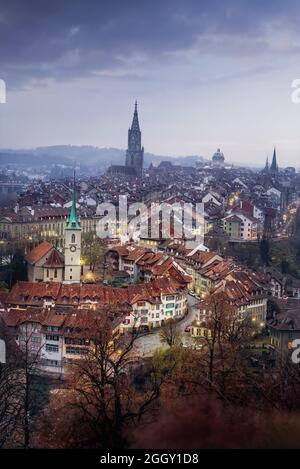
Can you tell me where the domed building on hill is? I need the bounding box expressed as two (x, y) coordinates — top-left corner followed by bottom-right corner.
(212, 148), (225, 168)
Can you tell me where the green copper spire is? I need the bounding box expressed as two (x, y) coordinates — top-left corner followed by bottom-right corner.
(65, 170), (81, 230)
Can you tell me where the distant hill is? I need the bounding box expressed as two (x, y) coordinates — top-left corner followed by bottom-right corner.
(0, 146), (206, 172)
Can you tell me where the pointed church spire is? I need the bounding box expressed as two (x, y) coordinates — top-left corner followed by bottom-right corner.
(131, 100), (140, 131)
(66, 169), (81, 230)
(125, 101), (144, 176)
(264, 155), (269, 171)
(270, 147), (278, 173)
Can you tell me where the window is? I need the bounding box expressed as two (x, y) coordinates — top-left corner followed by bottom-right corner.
(31, 336), (40, 343)
(54, 269), (57, 278)
(30, 343), (40, 351)
(46, 359), (59, 367)
(71, 234), (76, 243)
(46, 344), (59, 353)
(65, 337), (89, 346)
(66, 346), (88, 355)
(46, 334), (59, 341)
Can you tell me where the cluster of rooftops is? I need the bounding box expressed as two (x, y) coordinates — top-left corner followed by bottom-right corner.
(5, 277), (186, 309)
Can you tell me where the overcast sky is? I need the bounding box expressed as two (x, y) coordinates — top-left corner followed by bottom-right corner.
(0, 0), (300, 167)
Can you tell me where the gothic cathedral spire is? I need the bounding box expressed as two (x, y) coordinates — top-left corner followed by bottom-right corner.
(125, 101), (144, 177)
(264, 156), (269, 171)
(270, 147), (278, 174)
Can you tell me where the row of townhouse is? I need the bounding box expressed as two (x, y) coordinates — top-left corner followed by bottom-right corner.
(105, 245), (191, 286)
(0, 206), (97, 248)
(4, 277), (188, 335)
(171, 248), (229, 296)
(268, 300), (300, 356)
(123, 290), (188, 329)
(222, 212), (261, 241)
(214, 270), (268, 324)
(221, 199), (266, 242)
(2, 307), (120, 375)
(259, 267), (300, 300)
(191, 278), (268, 339)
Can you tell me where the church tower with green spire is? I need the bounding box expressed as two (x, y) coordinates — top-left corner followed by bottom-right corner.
(64, 172), (81, 283)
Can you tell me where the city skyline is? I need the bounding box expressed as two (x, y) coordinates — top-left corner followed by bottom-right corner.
(0, 0), (300, 166)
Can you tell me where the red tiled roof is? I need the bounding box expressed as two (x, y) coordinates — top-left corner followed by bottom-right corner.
(43, 249), (64, 268)
(125, 247), (148, 261)
(225, 215), (243, 223)
(25, 241), (53, 265)
(2, 307), (122, 337)
(268, 310), (300, 331)
(6, 277), (187, 309)
(109, 246), (129, 257)
(0, 292), (9, 307)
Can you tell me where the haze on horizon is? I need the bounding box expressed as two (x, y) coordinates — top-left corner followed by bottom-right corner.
(0, 0), (300, 167)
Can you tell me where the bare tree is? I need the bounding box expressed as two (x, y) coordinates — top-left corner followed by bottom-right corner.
(49, 309), (169, 448)
(81, 232), (107, 273)
(0, 320), (23, 448)
(16, 322), (47, 448)
(177, 292), (257, 401)
(159, 319), (181, 347)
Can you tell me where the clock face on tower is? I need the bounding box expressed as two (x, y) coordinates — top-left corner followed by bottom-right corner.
(70, 245), (76, 252)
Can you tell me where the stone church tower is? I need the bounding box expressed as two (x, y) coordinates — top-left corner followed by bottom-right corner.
(270, 147), (278, 176)
(64, 176), (81, 283)
(125, 101), (144, 176)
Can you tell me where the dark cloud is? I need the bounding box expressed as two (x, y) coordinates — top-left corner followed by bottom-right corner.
(1, 0), (300, 87)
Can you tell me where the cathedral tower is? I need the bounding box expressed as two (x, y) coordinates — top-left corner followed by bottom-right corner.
(125, 101), (144, 176)
(270, 147), (278, 175)
(64, 174), (81, 283)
